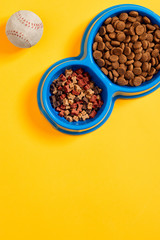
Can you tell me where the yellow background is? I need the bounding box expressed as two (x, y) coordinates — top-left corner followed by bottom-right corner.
(0, 0), (160, 239)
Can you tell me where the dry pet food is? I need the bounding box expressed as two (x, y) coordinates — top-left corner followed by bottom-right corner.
(50, 68), (103, 122)
(93, 11), (160, 86)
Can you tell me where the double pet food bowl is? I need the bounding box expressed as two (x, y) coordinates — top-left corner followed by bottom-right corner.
(37, 4), (160, 135)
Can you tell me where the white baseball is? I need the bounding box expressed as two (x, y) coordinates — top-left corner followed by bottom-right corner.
(6, 10), (43, 48)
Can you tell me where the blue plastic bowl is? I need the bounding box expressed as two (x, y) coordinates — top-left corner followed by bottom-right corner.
(37, 4), (160, 135)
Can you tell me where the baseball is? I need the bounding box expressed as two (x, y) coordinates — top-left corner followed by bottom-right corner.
(6, 10), (43, 48)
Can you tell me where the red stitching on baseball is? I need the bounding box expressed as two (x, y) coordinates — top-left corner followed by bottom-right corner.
(6, 30), (32, 47)
(15, 11), (43, 30)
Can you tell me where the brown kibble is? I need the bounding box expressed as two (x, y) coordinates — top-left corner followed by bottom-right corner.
(129, 79), (134, 86)
(128, 16), (136, 22)
(112, 69), (119, 77)
(132, 35), (139, 42)
(117, 32), (126, 42)
(154, 24), (159, 29)
(149, 42), (155, 48)
(104, 17), (112, 25)
(105, 59), (112, 65)
(125, 70), (134, 80)
(116, 21), (125, 30)
(109, 71), (113, 79)
(133, 76), (142, 86)
(96, 58), (105, 67)
(120, 42), (125, 50)
(147, 24), (156, 31)
(143, 16), (151, 24)
(148, 63), (152, 72)
(111, 41), (120, 46)
(155, 44), (160, 50)
(124, 46), (131, 56)
(154, 36), (160, 43)
(93, 50), (102, 59)
(155, 30), (160, 39)
(117, 76), (128, 86)
(104, 51), (110, 59)
(126, 60), (134, 65)
(156, 64), (160, 70)
(135, 53), (142, 61)
(133, 41), (142, 49)
(149, 67), (156, 76)
(129, 26), (135, 35)
(139, 33), (147, 40)
(151, 57), (156, 66)
(146, 76), (153, 81)
(99, 26), (106, 36)
(93, 42), (98, 51)
(117, 66), (126, 75)
(106, 24), (114, 33)
(119, 12), (128, 21)
(146, 47), (152, 53)
(112, 47), (123, 55)
(125, 22), (132, 28)
(105, 41), (112, 49)
(104, 34), (111, 41)
(129, 42), (133, 49)
(136, 15), (143, 22)
(114, 20), (119, 29)
(108, 66), (113, 70)
(95, 34), (103, 42)
(119, 54), (127, 63)
(135, 25), (145, 35)
(101, 67), (108, 75)
(155, 57), (159, 65)
(134, 61), (142, 67)
(98, 41), (105, 50)
(133, 67), (142, 75)
(142, 72), (148, 77)
(129, 11), (139, 17)
(142, 40), (148, 49)
(109, 32), (116, 39)
(140, 75), (146, 82)
(127, 52), (135, 60)
(109, 55), (119, 62)
(152, 49), (159, 57)
(128, 64), (133, 71)
(112, 61), (119, 69)
(148, 30), (154, 34)
(112, 16), (119, 24)
(134, 47), (143, 54)
(133, 21), (140, 28)
(147, 33), (153, 42)
(113, 77), (118, 83)
(119, 63), (126, 68)
(125, 35), (131, 43)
